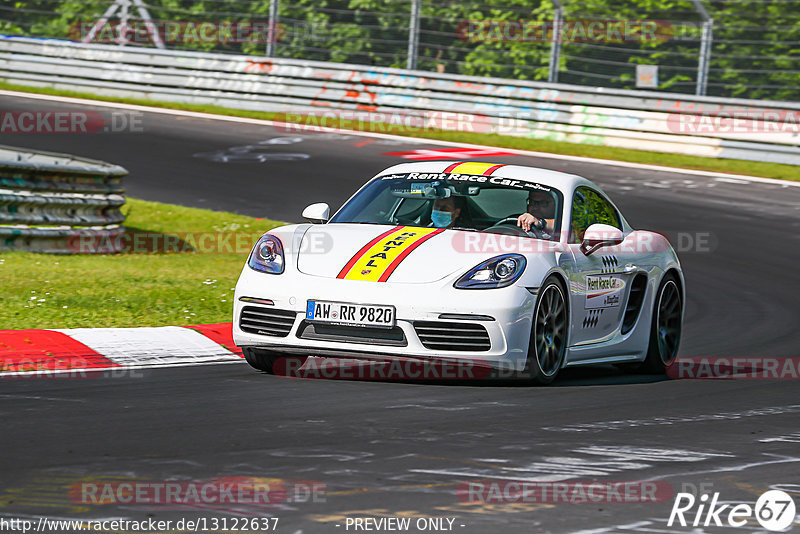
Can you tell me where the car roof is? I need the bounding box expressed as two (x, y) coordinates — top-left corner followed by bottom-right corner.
(376, 161), (598, 195)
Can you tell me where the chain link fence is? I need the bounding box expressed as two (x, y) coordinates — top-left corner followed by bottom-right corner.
(1, 0), (799, 100)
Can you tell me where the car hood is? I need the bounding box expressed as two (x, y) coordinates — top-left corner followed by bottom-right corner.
(295, 224), (486, 284)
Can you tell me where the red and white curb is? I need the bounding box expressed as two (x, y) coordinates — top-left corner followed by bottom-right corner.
(0, 323), (243, 377)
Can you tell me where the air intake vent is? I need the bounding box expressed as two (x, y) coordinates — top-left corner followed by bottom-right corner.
(413, 321), (491, 352)
(621, 274), (648, 335)
(239, 306), (296, 337)
(297, 321), (407, 346)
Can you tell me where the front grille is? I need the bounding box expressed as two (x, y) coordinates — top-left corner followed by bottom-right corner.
(297, 321), (407, 346)
(239, 306), (296, 337)
(413, 321), (491, 352)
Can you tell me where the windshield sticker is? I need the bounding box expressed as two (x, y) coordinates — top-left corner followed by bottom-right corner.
(391, 183), (429, 196)
(379, 173), (552, 192)
(410, 183), (428, 194)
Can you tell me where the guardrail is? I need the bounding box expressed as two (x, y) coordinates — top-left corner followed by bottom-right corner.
(1, 36), (799, 165)
(0, 144), (127, 253)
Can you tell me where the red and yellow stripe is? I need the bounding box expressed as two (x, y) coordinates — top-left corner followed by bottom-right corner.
(337, 226), (444, 282)
(443, 161), (507, 175)
(337, 164), (504, 282)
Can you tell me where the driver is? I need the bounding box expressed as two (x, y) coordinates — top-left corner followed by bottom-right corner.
(517, 190), (555, 234)
(431, 196), (466, 229)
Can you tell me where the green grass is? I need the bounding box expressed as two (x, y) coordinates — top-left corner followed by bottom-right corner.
(0, 198), (284, 329)
(2, 80), (799, 182)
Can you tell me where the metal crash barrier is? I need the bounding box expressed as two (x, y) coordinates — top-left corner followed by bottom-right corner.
(1, 36), (799, 165)
(0, 144), (127, 253)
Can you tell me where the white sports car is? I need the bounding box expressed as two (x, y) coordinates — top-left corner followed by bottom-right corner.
(233, 161), (684, 384)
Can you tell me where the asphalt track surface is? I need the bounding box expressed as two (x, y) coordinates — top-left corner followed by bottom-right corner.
(1, 93), (800, 533)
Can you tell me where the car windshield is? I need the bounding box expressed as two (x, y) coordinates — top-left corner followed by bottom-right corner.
(330, 172), (564, 240)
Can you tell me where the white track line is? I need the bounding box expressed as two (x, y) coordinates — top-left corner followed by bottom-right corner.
(0, 359), (243, 378)
(2, 89), (798, 188)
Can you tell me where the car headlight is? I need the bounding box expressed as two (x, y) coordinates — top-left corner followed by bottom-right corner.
(248, 234), (284, 274)
(454, 254), (527, 289)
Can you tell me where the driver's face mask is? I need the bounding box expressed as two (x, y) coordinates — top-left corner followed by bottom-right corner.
(431, 209), (452, 228)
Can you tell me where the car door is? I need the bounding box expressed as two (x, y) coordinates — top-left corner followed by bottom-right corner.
(566, 186), (639, 347)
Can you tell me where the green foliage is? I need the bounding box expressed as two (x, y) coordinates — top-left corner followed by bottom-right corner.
(0, 198), (284, 329)
(2, 0), (799, 99)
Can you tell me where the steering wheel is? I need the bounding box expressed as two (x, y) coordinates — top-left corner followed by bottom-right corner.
(484, 216), (543, 238)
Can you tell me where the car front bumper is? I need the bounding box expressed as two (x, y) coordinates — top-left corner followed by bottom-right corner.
(232, 265), (536, 372)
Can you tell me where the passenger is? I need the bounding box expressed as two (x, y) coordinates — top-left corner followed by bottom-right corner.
(517, 190), (555, 235)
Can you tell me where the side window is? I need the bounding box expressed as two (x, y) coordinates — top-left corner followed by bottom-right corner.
(570, 187), (621, 243)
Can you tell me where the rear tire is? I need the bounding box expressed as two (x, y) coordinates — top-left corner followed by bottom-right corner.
(523, 277), (569, 385)
(639, 274), (682, 374)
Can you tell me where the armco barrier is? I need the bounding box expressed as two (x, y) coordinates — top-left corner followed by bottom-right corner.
(1, 36), (800, 165)
(0, 144), (127, 253)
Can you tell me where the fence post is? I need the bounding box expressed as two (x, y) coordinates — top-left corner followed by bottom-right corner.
(407, 0), (421, 70)
(266, 0), (279, 57)
(696, 19), (713, 96)
(548, 0), (563, 83)
(690, 0), (712, 96)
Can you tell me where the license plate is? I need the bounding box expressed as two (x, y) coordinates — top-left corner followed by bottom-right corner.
(306, 300), (395, 328)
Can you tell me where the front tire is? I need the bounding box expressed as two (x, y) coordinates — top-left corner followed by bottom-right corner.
(640, 274), (682, 374)
(243, 347), (283, 374)
(524, 277), (568, 385)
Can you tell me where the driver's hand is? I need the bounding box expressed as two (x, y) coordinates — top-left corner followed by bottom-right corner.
(517, 213), (539, 232)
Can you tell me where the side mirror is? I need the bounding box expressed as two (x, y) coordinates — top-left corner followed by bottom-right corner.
(302, 203), (330, 224)
(581, 223), (624, 255)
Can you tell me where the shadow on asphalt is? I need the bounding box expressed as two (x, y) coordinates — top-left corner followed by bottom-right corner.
(253, 357), (671, 388)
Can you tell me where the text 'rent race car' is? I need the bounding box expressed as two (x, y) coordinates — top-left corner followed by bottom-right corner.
(233, 161), (684, 384)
